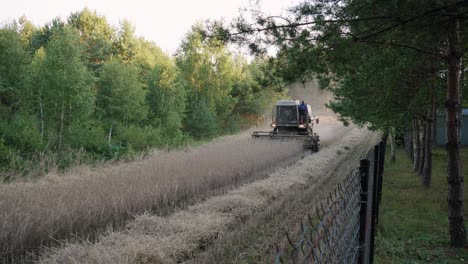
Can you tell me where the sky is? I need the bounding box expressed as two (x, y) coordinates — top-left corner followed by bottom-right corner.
(1, 0), (301, 55)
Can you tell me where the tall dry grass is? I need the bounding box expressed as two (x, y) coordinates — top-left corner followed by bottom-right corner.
(0, 134), (302, 262)
(38, 124), (380, 264)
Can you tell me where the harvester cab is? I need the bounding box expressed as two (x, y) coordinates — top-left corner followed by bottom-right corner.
(252, 100), (320, 152)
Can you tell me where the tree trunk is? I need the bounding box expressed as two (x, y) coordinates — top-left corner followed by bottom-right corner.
(460, 18), (464, 123)
(39, 99), (44, 145)
(390, 127), (396, 163)
(418, 122), (426, 176)
(58, 102), (65, 160)
(108, 124), (113, 154)
(446, 2), (466, 247)
(405, 126), (414, 160)
(460, 58), (464, 101)
(413, 119), (420, 171)
(422, 98), (435, 187)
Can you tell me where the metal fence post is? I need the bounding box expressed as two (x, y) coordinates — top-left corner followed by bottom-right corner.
(373, 144), (381, 226)
(358, 158), (370, 264)
(370, 145), (380, 264)
(378, 139), (386, 205)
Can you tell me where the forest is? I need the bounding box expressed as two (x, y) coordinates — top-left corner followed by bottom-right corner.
(0, 9), (284, 180)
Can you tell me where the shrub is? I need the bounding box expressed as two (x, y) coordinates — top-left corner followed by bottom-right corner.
(0, 115), (42, 155)
(161, 111), (184, 146)
(116, 125), (163, 151)
(0, 138), (15, 167)
(222, 113), (241, 134)
(65, 122), (108, 154)
(186, 100), (219, 140)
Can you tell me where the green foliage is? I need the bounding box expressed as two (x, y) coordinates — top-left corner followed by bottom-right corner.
(116, 125), (163, 151)
(186, 99), (219, 140)
(230, 58), (277, 115)
(145, 55), (187, 145)
(67, 8), (115, 70)
(40, 26), (95, 129)
(17, 16), (36, 46)
(0, 115), (42, 155)
(161, 111), (185, 146)
(30, 18), (65, 51)
(65, 122), (107, 154)
(0, 26), (30, 111)
(96, 61), (148, 126)
(223, 113), (242, 134)
(0, 139), (16, 167)
(114, 20), (139, 63)
(177, 25), (237, 131)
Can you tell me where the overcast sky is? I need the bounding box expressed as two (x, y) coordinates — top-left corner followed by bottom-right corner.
(2, 0), (301, 55)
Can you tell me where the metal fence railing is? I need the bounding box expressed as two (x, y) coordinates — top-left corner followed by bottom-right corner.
(275, 137), (387, 264)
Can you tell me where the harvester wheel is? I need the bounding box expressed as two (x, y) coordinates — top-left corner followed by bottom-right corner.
(311, 143), (319, 152)
(311, 133), (320, 152)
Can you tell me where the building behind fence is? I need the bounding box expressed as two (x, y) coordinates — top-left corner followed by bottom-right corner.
(275, 138), (387, 264)
(435, 108), (468, 146)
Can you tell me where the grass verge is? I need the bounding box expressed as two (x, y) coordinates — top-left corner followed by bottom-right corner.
(376, 147), (467, 264)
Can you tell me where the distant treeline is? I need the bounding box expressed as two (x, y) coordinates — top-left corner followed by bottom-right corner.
(0, 9), (284, 179)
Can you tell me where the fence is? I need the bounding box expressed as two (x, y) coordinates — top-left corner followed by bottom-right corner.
(275, 138), (387, 264)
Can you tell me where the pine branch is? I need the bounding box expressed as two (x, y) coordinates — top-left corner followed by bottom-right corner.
(356, 0), (468, 41)
(358, 40), (446, 59)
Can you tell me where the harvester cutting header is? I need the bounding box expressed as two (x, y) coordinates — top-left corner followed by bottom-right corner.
(252, 100), (320, 151)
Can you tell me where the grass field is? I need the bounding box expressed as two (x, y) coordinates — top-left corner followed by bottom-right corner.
(376, 147), (468, 263)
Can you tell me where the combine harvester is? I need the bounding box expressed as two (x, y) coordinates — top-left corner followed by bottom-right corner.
(252, 100), (320, 152)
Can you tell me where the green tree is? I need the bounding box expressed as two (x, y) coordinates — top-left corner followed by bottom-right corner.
(17, 16), (36, 46)
(114, 20), (139, 63)
(37, 26), (95, 155)
(134, 39), (168, 76)
(186, 99), (219, 140)
(68, 8), (115, 70)
(30, 18), (65, 51)
(146, 56), (186, 144)
(0, 25), (30, 115)
(20, 47), (46, 143)
(176, 25), (237, 132)
(96, 61), (148, 149)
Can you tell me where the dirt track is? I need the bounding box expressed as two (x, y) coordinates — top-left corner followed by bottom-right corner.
(39, 81), (381, 263)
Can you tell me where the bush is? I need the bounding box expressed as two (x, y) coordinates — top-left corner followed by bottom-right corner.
(116, 125), (163, 151)
(161, 111), (185, 146)
(0, 138), (15, 167)
(0, 115), (42, 155)
(222, 113), (241, 134)
(186, 100), (219, 140)
(65, 122), (108, 154)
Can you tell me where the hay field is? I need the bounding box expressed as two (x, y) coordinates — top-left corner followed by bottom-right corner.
(0, 132), (303, 262)
(39, 121), (380, 264)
